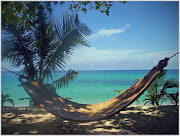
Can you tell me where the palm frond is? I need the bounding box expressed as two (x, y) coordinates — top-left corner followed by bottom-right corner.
(19, 97), (32, 101)
(41, 13), (92, 81)
(2, 20), (37, 80)
(142, 98), (151, 102)
(2, 20), (24, 44)
(65, 97), (73, 100)
(5, 99), (14, 104)
(52, 69), (78, 89)
(152, 70), (167, 88)
(168, 92), (178, 100)
(168, 92), (179, 105)
(113, 89), (125, 93)
(162, 78), (179, 90)
(1, 94), (11, 103)
(2, 8), (91, 86)
(135, 78), (141, 81)
(143, 100), (151, 105)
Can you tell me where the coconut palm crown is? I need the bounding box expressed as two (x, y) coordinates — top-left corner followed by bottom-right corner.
(2, 4), (92, 89)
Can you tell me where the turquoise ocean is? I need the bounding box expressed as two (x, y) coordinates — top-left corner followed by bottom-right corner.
(1, 69), (179, 107)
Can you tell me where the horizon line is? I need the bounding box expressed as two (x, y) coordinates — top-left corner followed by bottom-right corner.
(1, 69), (179, 72)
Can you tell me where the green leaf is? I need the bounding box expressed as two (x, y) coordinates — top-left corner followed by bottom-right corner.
(65, 97), (72, 100)
(53, 69), (78, 89)
(54, 2), (58, 5)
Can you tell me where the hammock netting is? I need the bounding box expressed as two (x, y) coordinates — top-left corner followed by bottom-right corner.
(20, 58), (169, 121)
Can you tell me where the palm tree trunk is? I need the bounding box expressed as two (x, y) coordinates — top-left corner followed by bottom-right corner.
(2, 102), (4, 108)
(152, 101), (155, 106)
(155, 101), (159, 105)
(32, 100), (40, 107)
(29, 101), (32, 107)
(12, 104), (15, 110)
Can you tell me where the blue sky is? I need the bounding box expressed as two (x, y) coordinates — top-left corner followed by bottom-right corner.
(1, 1), (179, 70)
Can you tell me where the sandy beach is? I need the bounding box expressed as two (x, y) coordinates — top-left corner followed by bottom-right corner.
(1, 105), (178, 134)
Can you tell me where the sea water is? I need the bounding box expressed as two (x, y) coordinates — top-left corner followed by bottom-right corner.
(1, 69), (179, 107)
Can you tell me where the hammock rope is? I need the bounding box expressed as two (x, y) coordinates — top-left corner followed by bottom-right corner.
(169, 52), (179, 59)
(1, 67), (29, 80)
(1, 67), (21, 76)
(1, 53), (179, 121)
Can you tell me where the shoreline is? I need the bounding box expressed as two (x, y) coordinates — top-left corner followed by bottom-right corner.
(2, 105), (179, 134)
(2, 69), (179, 72)
(2, 102), (175, 109)
(2, 102), (176, 107)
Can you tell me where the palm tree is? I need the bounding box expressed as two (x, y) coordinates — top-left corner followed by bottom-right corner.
(142, 71), (179, 106)
(142, 86), (160, 105)
(19, 97), (34, 107)
(167, 92), (179, 105)
(2, 3), (91, 95)
(161, 78), (179, 93)
(1, 94), (15, 108)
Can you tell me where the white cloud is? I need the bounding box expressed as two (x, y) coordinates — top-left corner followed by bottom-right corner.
(67, 47), (138, 64)
(65, 47), (179, 70)
(90, 24), (131, 39)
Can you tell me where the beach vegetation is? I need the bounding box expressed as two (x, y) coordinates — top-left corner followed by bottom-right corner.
(2, 2), (91, 89)
(65, 1), (126, 16)
(1, 94), (15, 108)
(2, 1), (125, 30)
(65, 97), (73, 100)
(142, 70), (179, 106)
(2, 2), (91, 106)
(1, 2), (72, 30)
(19, 97), (34, 107)
(113, 89), (125, 93)
(167, 92), (179, 106)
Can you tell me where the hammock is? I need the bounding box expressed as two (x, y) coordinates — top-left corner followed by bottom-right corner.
(18, 58), (170, 121)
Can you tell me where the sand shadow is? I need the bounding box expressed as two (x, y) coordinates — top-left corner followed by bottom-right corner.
(1, 105), (179, 134)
